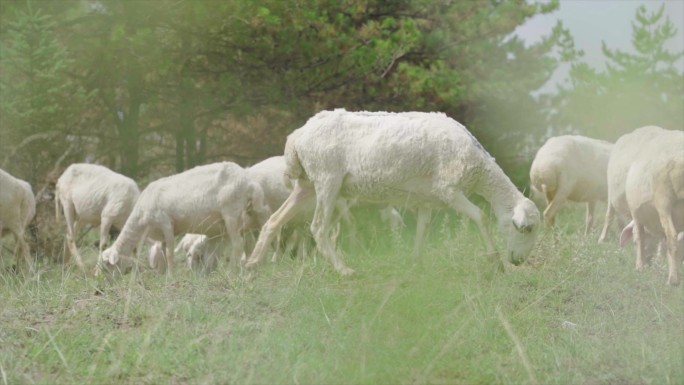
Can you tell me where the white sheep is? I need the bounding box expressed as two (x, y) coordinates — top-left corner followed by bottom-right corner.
(245, 156), (409, 262)
(245, 156), (355, 261)
(617, 128), (684, 285)
(55, 163), (140, 271)
(102, 162), (262, 274)
(175, 233), (208, 259)
(0, 168), (36, 269)
(244, 156), (315, 261)
(245, 109), (541, 275)
(148, 233), (217, 272)
(529, 135), (613, 235)
(598, 126), (668, 243)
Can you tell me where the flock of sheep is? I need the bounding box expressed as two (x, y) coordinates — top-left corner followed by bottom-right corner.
(1, 110), (682, 285)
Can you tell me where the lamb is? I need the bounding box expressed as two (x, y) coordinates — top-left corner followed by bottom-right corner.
(617, 128), (684, 285)
(598, 126), (668, 243)
(529, 135), (613, 235)
(55, 163), (140, 271)
(0, 168), (36, 269)
(102, 162), (263, 274)
(245, 109), (541, 275)
(175, 233), (208, 260)
(148, 234), (212, 271)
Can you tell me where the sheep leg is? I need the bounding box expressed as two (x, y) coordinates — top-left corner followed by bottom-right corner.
(412, 208), (431, 261)
(633, 220), (647, 271)
(584, 201), (596, 236)
(62, 203), (83, 268)
(223, 215), (244, 270)
(98, 216), (114, 258)
(333, 199), (357, 251)
(542, 183), (570, 228)
(161, 223), (175, 275)
(444, 191), (495, 254)
(270, 228), (284, 263)
(284, 229), (303, 259)
(598, 204), (615, 243)
(206, 237), (223, 273)
(246, 182), (314, 269)
(71, 220), (87, 271)
(241, 231), (255, 263)
(12, 226), (32, 271)
(310, 177), (354, 276)
(657, 209), (680, 286)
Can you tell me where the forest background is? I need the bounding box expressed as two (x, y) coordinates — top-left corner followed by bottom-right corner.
(1, 0), (682, 200)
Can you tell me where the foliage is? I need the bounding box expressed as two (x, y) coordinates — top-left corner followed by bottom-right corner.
(1, 0), (564, 185)
(0, 3), (90, 184)
(546, 5), (684, 140)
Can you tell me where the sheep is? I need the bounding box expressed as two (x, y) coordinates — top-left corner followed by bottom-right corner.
(245, 156), (409, 262)
(617, 128), (684, 285)
(55, 163), (140, 271)
(529, 135), (613, 235)
(0, 168), (36, 270)
(147, 234), (217, 272)
(102, 162), (263, 274)
(243, 156), (315, 262)
(245, 109), (541, 275)
(598, 126), (669, 243)
(175, 233), (208, 260)
(148, 233), (219, 272)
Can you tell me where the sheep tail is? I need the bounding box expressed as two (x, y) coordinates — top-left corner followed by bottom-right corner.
(540, 183), (551, 205)
(283, 137), (304, 189)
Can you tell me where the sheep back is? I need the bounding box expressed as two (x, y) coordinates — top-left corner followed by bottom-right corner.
(284, 109), (495, 206)
(530, 135), (613, 202)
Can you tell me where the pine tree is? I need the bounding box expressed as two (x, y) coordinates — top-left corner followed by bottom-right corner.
(0, 3), (88, 183)
(549, 5), (684, 140)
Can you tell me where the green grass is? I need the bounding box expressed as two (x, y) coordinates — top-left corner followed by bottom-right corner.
(1, 207), (682, 385)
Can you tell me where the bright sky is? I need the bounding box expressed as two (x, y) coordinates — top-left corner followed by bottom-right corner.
(514, 0), (684, 93)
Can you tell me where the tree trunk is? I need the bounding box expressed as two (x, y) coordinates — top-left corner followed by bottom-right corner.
(118, 63), (142, 179)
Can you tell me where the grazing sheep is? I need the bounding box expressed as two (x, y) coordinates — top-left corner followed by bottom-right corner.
(147, 234), (210, 272)
(245, 109), (541, 275)
(618, 128), (684, 285)
(244, 156), (311, 261)
(102, 162), (262, 274)
(0, 168), (36, 269)
(55, 163), (140, 271)
(175, 233), (208, 259)
(530, 135), (613, 235)
(244, 156), (364, 262)
(598, 126), (668, 243)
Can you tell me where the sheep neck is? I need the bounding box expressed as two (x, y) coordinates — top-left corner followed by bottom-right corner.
(110, 209), (145, 256)
(476, 161), (524, 223)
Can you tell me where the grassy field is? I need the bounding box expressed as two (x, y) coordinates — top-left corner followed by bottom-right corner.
(0, 206), (682, 385)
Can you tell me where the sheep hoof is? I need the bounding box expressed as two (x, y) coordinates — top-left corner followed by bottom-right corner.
(338, 267), (355, 276)
(244, 259), (259, 270)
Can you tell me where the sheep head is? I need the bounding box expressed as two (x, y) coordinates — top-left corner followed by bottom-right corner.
(505, 198), (541, 265)
(100, 246), (134, 275)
